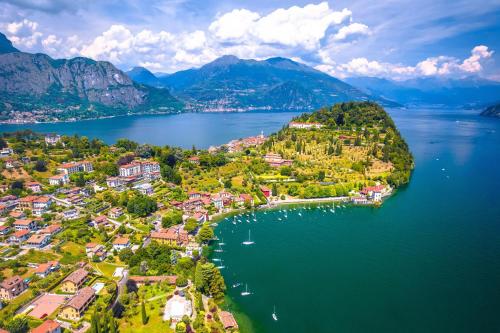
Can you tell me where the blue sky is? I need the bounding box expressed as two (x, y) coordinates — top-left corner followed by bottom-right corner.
(1, 0), (499, 80)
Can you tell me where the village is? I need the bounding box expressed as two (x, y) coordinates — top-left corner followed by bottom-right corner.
(0, 103), (410, 333)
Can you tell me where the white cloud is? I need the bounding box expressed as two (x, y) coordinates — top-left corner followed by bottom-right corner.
(317, 45), (494, 79)
(6, 19), (42, 48)
(209, 9), (260, 41)
(333, 23), (371, 41)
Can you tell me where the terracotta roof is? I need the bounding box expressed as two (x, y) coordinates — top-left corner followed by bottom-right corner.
(31, 320), (61, 333)
(113, 237), (129, 245)
(64, 268), (88, 285)
(12, 230), (30, 238)
(40, 224), (61, 234)
(0, 275), (23, 289)
(219, 311), (238, 329)
(26, 234), (49, 244)
(65, 287), (95, 310)
(19, 196), (37, 202)
(33, 196), (51, 203)
(34, 261), (59, 274)
(14, 219), (34, 226)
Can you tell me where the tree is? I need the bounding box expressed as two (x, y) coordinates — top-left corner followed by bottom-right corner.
(175, 322), (186, 333)
(272, 183), (278, 196)
(141, 301), (148, 324)
(116, 138), (138, 151)
(184, 218), (198, 233)
(34, 159), (47, 172)
(317, 170), (325, 181)
(118, 248), (134, 263)
(6, 316), (29, 333)
(162, 210), (183, 228)
(196, 225), (214, 244)
(280, 166), (292, 176)
(127, 194), (157, 217)
(194, 262), (226, 301)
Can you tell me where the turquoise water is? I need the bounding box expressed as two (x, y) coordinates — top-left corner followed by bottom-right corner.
(0, 111), (300, 149)
(213, 108), (500, 332)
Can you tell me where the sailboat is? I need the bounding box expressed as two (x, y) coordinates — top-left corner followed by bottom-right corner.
(216, 259), (225, 270)
(214, 244), (224, 253)
(242, 230), (254, 245)
(218, 238), (225, 246)
(241, 284), (251, 296)
(212, 258), (221, 262)
(272, 305), (278, 321)
(232, 217), (237, 225)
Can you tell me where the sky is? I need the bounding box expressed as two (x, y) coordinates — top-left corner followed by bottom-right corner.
(1, 0), (499, 80)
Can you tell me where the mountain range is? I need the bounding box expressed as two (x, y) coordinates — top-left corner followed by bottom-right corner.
(344, 76), (500, 107)
(0, 33), (181, 123)
(127, 55), (396, 111)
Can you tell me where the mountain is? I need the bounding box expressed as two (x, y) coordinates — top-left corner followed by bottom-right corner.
(0, 33), (182, 122)
(480, 103), (500, 118)
(126, 66), (163, 88)
(345, 76), (500, 107)
(157, 55), (397, 111)
(0, 33), (18, 54)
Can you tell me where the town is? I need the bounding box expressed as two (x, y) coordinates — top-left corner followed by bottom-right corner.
(0, 102), (412, 333)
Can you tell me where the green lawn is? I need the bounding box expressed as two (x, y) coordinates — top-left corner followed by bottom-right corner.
(18, 249), (59, 263)
(92, 262), (124, 279)
(119, 298), (173, 333)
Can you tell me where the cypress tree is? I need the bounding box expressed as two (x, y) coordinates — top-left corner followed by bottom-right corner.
(141, 301), (148, 325)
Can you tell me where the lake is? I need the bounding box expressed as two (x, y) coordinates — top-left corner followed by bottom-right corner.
(2, 107), (499, 332)
(211, 108), (500, 333)
(0, 111), (301, 149)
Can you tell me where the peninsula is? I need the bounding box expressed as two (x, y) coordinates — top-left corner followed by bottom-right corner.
(0, 101), (412, 333)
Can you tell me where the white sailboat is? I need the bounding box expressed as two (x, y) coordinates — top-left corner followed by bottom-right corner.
(241, 283), (251, 296)
(218, 238), (225, 246)
(242, 230), (254, 245)
(272, 305), (278, 321)
(216, 259), (225, 270)
(214, 244), (223, 253)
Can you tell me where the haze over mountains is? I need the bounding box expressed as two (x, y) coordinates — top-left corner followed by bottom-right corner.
(1, 30), (499, 123)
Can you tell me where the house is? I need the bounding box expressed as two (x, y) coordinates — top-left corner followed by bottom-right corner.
(106, 177), (124, 188)
(351, 196), (369, 205)
(9, 230), (30, 243)
(91, 215), (108, 229)
(128, 275), (177, 286)
(0, 275), (27, 300)
(17, 196), (37, 211)
(119, 162), (142, 177)
(0, 225), (9, 235)
(34, 261), (60, 278)
(59, 287), (95, 321)
(360, 185), (388, 202)
(289, 121), (324, 129)
(219, 311), (239, 330)
(239, 193), (254, 206)
(45, 134), (61, 146)
(211, 195), (224, 210)
(26, 234), (51, 248)
(9, 210), (25, 219)
(60, 268), (89, 293)
(108, 207), (123, 219)
(5, 159), (20, 169)
(150, 226), (189, 246)
(26, 182), (42, 193)
(33, 196), (52, 216)
(112, 237), (130, 251)
(85, 243), (107, 261)
(63, 209), (79, 220)
(191, 211), (208, 223)
(49, 174), (69, 186)
(14, 219), (37, 231)
(188, 156), (200, 165)
(0, 148), (13, 157)
(260, 185), (271, 198)
(133, 183), (153, 196)
(31, 319), (61, 333)
(119, 160), (160, 179)
(57, 161), (93, 175)
(39, 224), (62, 236)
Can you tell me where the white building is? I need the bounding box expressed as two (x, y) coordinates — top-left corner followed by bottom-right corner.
(49, 174), (70, 186)
(133, 183), (154, 196)
(57, 161), (93, 175)
(163, 294), (193, 323)
(45, 134), (61, 145)
(289, 122), (324, 129)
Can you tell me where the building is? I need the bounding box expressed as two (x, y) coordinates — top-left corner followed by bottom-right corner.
(9, 230), (30, 243)
(119, 160), (160, 179)
(33, 196), (52, 216)
(34, 261), (60, 278)
(18, 196), (37, 211)
(360, 185), (388, 202)
(26, 234), (51, 248)
(49, 174), (69, 186)
(0, 225), (9, 235)
(188, 156), (200, 164)
(150, 226), (189, 246)
(13, 219), (37, 231)
(39, 224), (62, 236)
(91, 215), (108, 229)
(211, 195), (224, 210)
(163, 294), (192, 322)
(57, 161), (93, 175)
(0, 275), (27, 301)
(31, 319), (61, 333)
(60, 268), (89, 293)
(112, 237), (130, 251)
(0, 148), (13, 157)
(108, 207), (123, 219)
(219, 311), (239, 330)
(351, 196), (370, 205)
(133, 182), (154, 196)
(106, 177), (124, 188)
(62, 209), (79, 220)
(59, 287), (95, 321)
(119, 162), (142, 177)
(45, 134), (62, 146)
(239, 193), (254, 206)
(289, 121), (324, 129)
(85, 243), (107, 261)
(26, 182), (42, 193)
(260, 185), (271, 198)
(128, 275), (177, 286)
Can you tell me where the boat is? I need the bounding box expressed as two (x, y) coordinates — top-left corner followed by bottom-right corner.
(216, 260), (225, 270)
(210, 223), (218, 227)
(218, 239), (225, 246)
(232, 282), (242, 288)
(212, 258), (221, 262)
(298, 212), (302, 216)
(272, 305), (278, 321)
(214, 244), (224, 253)
(241, 284), (251, 296)
(242, 230), (255, 245)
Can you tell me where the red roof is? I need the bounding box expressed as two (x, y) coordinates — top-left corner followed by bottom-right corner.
(14, 219), (34, 226)
(113, 237), (130, 245)
(12, 230), (30, 238)
(31, 320), (61, 333)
